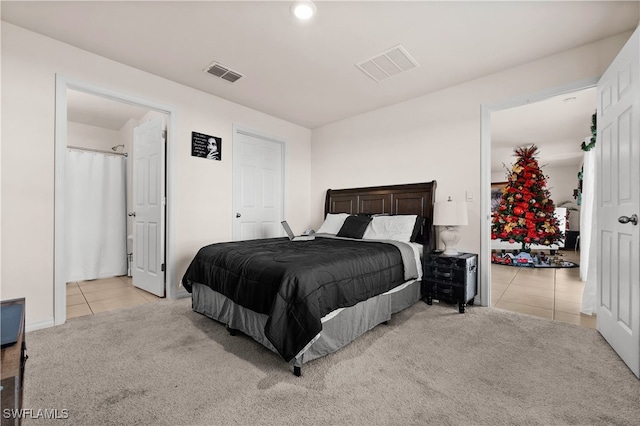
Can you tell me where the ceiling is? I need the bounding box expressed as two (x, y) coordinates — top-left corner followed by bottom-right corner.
(2, 1), (637, 170)
(491, 86), (596, 173)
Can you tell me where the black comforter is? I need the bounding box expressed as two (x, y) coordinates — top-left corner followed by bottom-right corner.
(182, 236), (407, 362)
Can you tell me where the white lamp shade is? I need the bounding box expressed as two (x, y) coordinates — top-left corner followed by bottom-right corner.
(433, 199), (468, 226)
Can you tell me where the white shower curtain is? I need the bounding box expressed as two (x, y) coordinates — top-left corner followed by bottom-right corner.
(65, 149), (127, 282)
(580, 146), (597, 315)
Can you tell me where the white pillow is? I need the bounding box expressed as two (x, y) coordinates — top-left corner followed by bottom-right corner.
(363, 215), (417, 242)
(317, 213), (350, 234)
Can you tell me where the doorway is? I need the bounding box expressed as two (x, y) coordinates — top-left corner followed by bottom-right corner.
(488, 87), (596, 328)
(64, 90), (166, 318)
(479, 77), (599, 309)
(54, 75), (178, 325)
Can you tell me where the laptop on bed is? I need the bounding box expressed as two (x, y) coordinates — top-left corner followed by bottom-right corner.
(281, 221), (315, 241)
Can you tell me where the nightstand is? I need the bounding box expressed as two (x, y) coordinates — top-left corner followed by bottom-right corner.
(423, 252), (477, 313)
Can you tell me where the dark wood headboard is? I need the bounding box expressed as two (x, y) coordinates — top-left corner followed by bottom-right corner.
(324, 181), (437, 251)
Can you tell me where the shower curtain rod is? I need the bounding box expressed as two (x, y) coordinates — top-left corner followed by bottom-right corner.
(67, 146), (128, 157)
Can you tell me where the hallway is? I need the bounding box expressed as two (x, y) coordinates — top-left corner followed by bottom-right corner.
(491, 250), (595, 329)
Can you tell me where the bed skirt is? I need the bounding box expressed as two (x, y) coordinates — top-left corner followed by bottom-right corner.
(191, 279), (422, 369)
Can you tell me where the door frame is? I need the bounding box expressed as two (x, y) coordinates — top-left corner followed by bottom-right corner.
(54, 74), (178, 326)
(479, 76), (599, 307)
(231, 124), (287, 241)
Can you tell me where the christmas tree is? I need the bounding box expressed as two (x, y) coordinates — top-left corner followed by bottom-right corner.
(491, 145), (564, 251)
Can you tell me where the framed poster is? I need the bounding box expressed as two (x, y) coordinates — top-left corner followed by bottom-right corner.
(192, 132), (221, 161)
(491, 182), (507, 212)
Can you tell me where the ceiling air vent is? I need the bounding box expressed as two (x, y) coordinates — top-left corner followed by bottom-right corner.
(203, 61), (243, 83)
(356, 45), (419, 83)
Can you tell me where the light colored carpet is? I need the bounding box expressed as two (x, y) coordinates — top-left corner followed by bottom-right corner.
(22, 298), (640, 425)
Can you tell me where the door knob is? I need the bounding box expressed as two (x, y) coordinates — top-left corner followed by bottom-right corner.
(618, 214), (638, 225)
(128, 212), (136, 217)
(236, 213), (242, 218)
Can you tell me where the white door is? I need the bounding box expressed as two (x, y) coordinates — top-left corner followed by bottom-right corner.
(132, 116), (166, 297)
(597, 27), (640, 378)
(232, 128), (284, 241)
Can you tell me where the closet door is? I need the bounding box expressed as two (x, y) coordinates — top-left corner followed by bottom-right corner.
(232, 128), (284, 241)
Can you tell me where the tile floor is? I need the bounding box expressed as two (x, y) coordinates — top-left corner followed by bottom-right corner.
(66, 275), (163, 319)
(491, 249), (596, 329)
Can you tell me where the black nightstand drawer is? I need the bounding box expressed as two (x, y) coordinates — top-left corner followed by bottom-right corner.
(424, 255), (469, 268)
(424, 280), (456, 301)
(423, 252), (477, 313)
(424, 265), (467, 282)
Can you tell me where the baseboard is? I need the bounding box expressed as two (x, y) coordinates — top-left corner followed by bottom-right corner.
(26, 316), (55, 333)
(175, 289), (190, 299)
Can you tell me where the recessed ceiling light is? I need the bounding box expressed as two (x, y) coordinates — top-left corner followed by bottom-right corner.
(291, 1), (316, 20)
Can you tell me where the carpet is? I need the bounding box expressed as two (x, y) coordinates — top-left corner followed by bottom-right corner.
(21, 298), (640, 425)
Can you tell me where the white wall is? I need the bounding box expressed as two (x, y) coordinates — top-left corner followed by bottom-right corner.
(67, 121), (121, 151)
(1, 23), (312, 327)
(545, 165), (580, 207)
(311, 31), (631, 254)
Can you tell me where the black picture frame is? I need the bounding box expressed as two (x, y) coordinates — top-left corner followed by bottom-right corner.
(192, 132), (222, 161)
(491, 182), (507, 212)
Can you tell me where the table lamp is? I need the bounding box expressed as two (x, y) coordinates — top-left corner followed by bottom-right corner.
(433, 196), (468, 255)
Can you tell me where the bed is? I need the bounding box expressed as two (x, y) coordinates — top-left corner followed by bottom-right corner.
(182, 181), (437, 376)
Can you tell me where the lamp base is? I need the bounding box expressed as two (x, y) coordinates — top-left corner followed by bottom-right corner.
(440, 226), (460, 256)
(442, 248), (460, 256)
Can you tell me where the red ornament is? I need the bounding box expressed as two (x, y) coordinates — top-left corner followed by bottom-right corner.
(513, 206), (524, 215)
